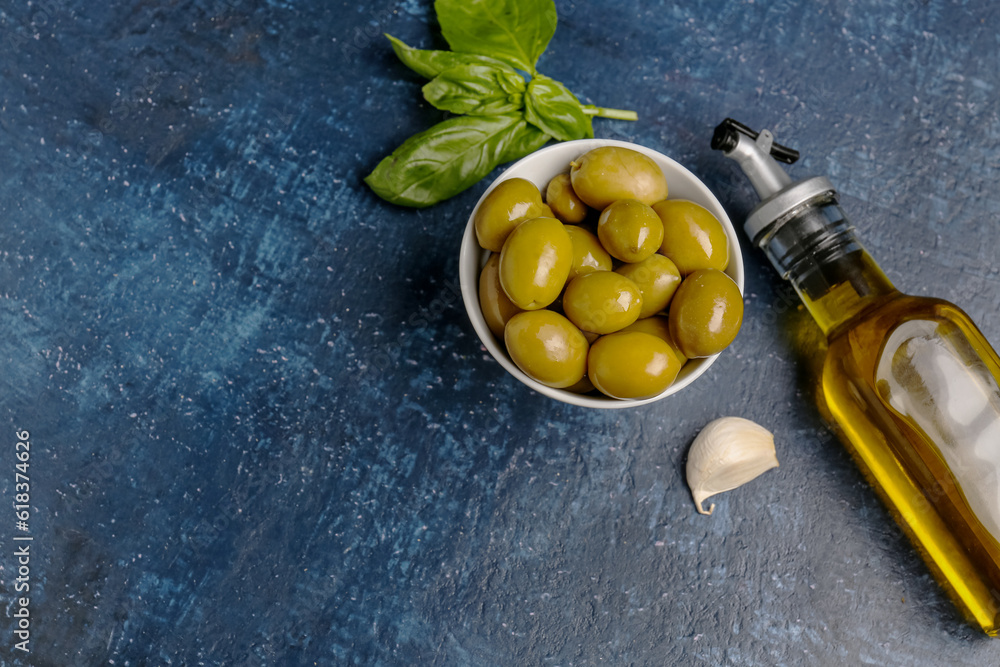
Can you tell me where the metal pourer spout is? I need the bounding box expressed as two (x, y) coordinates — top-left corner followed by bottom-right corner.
(711, 118), (798, 200)
(711, 118), (836, 245)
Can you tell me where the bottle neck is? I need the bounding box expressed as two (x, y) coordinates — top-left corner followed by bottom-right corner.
(755, 195), (898, 337)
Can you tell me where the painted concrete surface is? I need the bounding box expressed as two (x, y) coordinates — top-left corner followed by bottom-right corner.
(2, 1), (1000, 665)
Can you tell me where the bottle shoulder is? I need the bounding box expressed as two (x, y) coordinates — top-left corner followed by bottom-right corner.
(827, 293), (973, 343)
(825, 292), (999, 372)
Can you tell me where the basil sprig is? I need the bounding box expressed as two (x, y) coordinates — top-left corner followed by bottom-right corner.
(366, 0), (637, 208)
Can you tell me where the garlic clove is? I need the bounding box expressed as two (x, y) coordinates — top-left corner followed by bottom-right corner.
(685, 416), (778, 515)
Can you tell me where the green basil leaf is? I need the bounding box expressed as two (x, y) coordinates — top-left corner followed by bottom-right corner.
(499, 122), (551, 164)
(422, 64), (526, 116)
(385, 34), (511, 80)
(365, 113), (529, 208)
(434, 0), (557, 74)
(524, 75), (593, 142)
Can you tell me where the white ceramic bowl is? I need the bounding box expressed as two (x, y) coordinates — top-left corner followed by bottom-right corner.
(459, 139), (744, 409)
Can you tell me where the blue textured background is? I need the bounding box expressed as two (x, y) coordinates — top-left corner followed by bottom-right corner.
(2, 1), (999, 665)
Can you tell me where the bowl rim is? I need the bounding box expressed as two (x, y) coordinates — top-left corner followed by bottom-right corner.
(459, 138), (744, 409)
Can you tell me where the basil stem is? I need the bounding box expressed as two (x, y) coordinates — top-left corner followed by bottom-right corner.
(583, 104), (639, 122)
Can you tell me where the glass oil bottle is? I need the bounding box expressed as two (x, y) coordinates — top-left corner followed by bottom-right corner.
(712, 118), (1000, 634)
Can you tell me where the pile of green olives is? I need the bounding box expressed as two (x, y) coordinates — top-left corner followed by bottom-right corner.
(476, 146), (743, 400)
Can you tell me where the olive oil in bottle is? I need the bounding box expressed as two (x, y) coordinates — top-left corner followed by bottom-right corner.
(712, 118), (1000, 634)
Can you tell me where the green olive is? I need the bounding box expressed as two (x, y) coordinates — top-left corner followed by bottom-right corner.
(615, 254), (682, 318)
(566, 225), (613, 280)
(565, 374), (597, 395)
(569, 146), (669, 210)
(668, 268), (743, 358)
(504, 310), (589, 388)
(545, 173), (589, 224)
(621, 316), (687, 366)
(652, 199), (730, 275)
(562, 271), (642, 334)
(597, 199), (664, 263)
(479, 253), (522, 338)
(499, 217), (573, 310)
(475, 178), (549, 252)
(588, 331), (682, 399)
